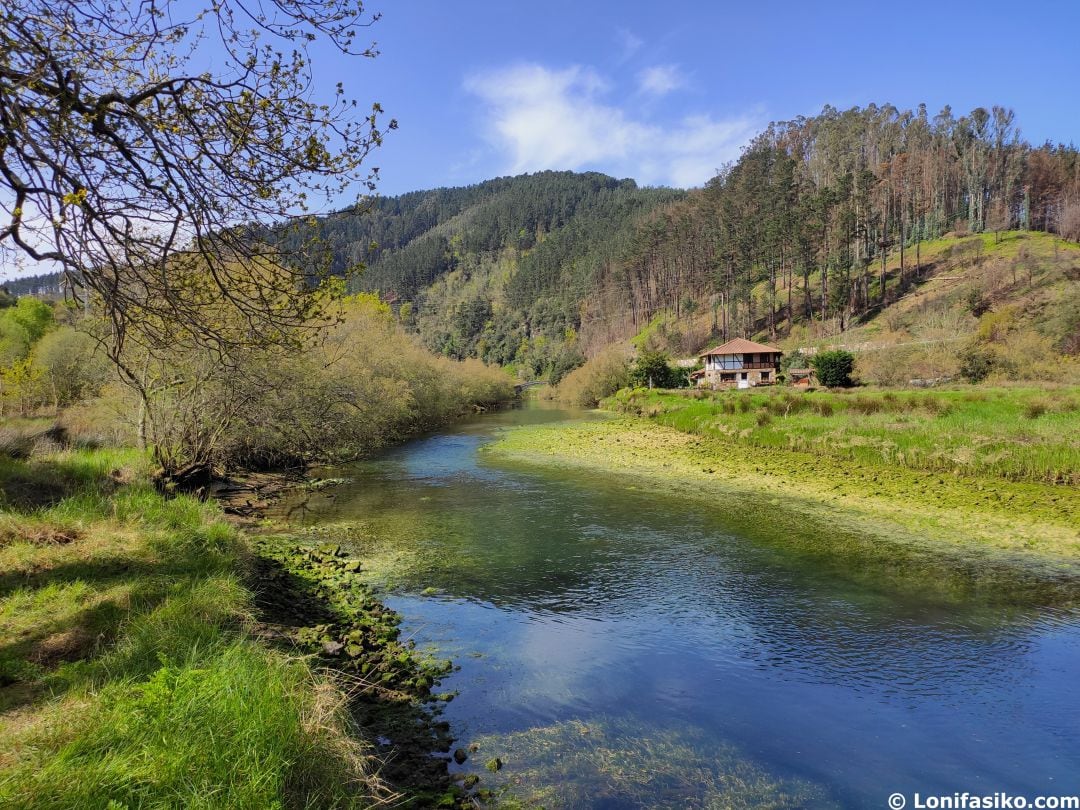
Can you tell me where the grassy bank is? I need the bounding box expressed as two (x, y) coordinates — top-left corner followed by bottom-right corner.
(482, 413), (1080, 595)
(609, 386), (1080, 485)
(0, 448), (395, 807)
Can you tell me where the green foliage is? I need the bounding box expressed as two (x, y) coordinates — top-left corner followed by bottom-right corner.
(551, 346), (630, 407)
(2, 297), (55, 344)
(964, 287), (992, 317)
(809, 350), (855, 387)
(958, 344), (996, 383)
(0, 451), (382, 808)
(273, 171), (681, 375)
(135, 293), (516, 472)
(0, 305), (109, 417)
(0, 321), (31, 369)
(549, 347), (586, 386)
(31, 327), (111, 408)
(629, 350), (683, 389)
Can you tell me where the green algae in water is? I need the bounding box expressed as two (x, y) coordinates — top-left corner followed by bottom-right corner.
(469, 716), (835, 809)
(482, 418), (1080, 605)
(266, 405), (1080, 807)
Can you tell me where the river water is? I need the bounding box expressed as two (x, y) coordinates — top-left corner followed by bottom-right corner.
(282, 402), (1080, 808)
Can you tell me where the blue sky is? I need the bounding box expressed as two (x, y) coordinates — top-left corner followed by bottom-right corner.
(310, 0), (1080, 197)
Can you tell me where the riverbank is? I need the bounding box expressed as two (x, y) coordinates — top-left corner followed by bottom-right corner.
(483, 414), (1080, 600)
(0, 447), (466, 807)
(609, 386), (1080, 485)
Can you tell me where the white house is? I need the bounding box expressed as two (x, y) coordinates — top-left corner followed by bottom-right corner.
(697, 338), (782, 388)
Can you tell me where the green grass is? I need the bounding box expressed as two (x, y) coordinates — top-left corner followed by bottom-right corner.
(484, 411), (1080, 579)
(0, 448), (382, 808)
(609, 386), (1080, 485)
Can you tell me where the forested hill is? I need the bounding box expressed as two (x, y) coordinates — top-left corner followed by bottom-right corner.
(284, 171), (684, 373)
(295, 104), (1079, 382)
(6, 105), (1078, 384)
(294, 172), (679, 296)
(576, 103), (1080, 356)
(2, 273), (64, 298)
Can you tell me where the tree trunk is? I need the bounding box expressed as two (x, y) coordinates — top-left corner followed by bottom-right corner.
(899, 211), (906, 290)
(880, 245), (887, 306)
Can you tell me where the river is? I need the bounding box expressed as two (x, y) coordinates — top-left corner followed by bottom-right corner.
(279, 402), (1080, 808)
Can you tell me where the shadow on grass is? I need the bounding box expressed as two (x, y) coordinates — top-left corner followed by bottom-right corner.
(0, 449), (129, 513)
(247, 546), (459, 800)
(0, 449), (237, 710)
(0, 597), (129, 711)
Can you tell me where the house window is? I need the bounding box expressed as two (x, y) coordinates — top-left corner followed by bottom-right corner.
(761, 371), (770, 380)
(740, 372), (748, 380)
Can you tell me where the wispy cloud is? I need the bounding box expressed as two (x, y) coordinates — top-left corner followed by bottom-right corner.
(615, 28), (643, 62)
(637, 64), (686, 96)
(464, 63), (760, 188)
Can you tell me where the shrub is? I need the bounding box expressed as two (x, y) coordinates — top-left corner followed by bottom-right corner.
(809, 350), (856, 387)
(958, 344), (995, 383)
(847, 396), (884, 415)
(766, 392), (809, 417)
(629, 350), (684, 389)
(553, 346), (630, 407)
(548, 347), (585, 386)
(1024, 400), (1049, 419)
(964, 287), (992, 317)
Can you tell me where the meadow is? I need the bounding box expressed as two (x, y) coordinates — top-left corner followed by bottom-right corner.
(608, 385), (1080, 486)
(0, 448), (384, 808)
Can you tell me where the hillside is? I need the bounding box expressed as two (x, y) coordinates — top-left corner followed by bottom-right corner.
(627, 230), (1080, 384)
(304, 104), (1080, 384)
(280, 172), (683, 375)
(799, 231), (1080, 384)
(5, 104), (1078, 385)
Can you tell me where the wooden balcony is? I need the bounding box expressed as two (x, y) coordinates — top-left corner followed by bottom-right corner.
(707, 362), (779, 371)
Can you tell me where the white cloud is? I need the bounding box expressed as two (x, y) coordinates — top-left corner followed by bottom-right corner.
(638, 64), (686, 96)
(464, 63), (760, 188)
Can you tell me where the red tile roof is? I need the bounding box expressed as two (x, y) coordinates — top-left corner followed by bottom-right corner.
(700, 338), (783, 357)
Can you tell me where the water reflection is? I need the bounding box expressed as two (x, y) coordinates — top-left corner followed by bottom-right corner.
(278, 402), (1080, 808)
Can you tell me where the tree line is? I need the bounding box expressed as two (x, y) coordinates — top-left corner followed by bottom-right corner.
(586, 103), (1080, 348)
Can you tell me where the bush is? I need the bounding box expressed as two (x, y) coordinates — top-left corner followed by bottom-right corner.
(847, 395), (884, 415)
(964, 287), (991, 317)
(1024, 400), (1049, 419)
(548, 348), (586, 386)
(552, 346), (630, 407)
(809, 350), (856, 387)
(134, 293), (517, 473)
(629, 350), (683, 389)
(958, 345), (995, 383)
(32, 327), (111, 408)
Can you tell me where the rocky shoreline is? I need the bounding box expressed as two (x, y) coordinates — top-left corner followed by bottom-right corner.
(213, 474), (491, 807)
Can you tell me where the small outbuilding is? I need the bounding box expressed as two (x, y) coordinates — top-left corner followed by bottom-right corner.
(788, 368), (816, 387)
(698, 338), (782, 389)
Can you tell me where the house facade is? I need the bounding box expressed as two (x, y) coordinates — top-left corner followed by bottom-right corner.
(698, 338), (782, 388)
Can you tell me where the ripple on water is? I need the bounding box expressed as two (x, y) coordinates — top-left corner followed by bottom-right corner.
(287, 405), (1080, 807)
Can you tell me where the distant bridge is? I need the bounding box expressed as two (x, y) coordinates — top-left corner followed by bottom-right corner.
(514, 380), (547, 394)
